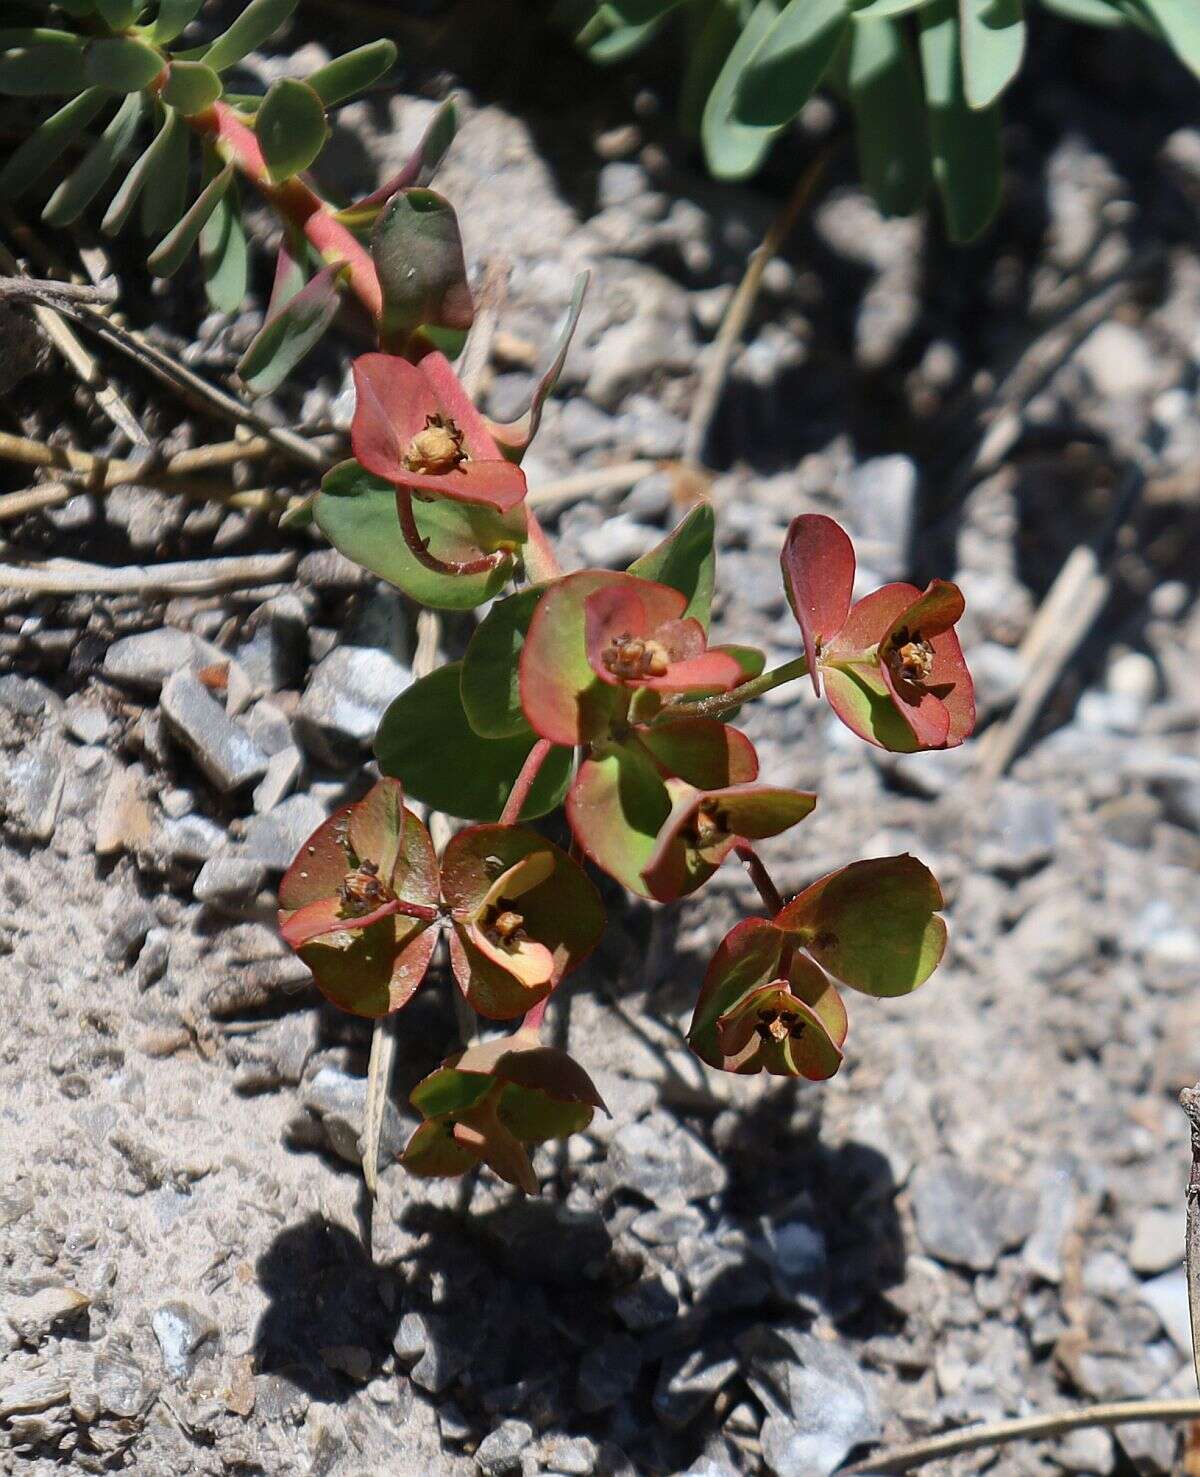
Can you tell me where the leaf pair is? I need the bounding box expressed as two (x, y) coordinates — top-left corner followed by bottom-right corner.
(689, 853), (946, 1076)
(781, 513), (974, 752)
(278, 781), (601, 1020)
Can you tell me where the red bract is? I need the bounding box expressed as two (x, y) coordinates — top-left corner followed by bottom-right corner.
(278, 779), (440, 1017)
(780, 514), (975, 752)
(351, 350), (527, 513)
(688, 920), (847, 1080)
(440, 824), (604, 1020)
(521, 571), (747, 747)
(401, 1031), (607, 1195)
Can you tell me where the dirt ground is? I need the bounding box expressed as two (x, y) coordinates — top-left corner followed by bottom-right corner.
(3, 4), (1200, 1474)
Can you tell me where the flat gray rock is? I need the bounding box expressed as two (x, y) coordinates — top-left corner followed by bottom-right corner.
(295, 646), (411, 766)
(104, 629), (223, 695)
(160, 671), (269, 794)
(909, 1157), (1038, 1271)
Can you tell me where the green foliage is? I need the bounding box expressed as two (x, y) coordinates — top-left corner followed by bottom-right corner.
(567, 0), (1200, 240)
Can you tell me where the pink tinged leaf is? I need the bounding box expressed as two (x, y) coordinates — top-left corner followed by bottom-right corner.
(338, 97), (457, 220)
(582, 582), (687, 687)
(877, 580), (969, 749)
(634, 717), (759, 788)
(646, 648), (746, 695)
(486, 270), (589, 459)
(449, 924), (552, 1020)
(350, 353), (527, 513)
(452, 1030), (607, 1112)
(466, 922), (555, 989)
(476, 848), (556, 915)
(565, 744), (672, 897)
(712, 966), (844, 1080)
(823, 582), (920, 661)
(780, 514), (856, 696)
(280, 895), (401, 949)
(346, 776), (405, 880)
(278, 803), (353, 911)
(687, 918), (785, 1070)
(822, 665), (920, 753)
(454, 1107), (539, 1195)
(878, 659), (952, 748)
(401, 1117), (479, 1179)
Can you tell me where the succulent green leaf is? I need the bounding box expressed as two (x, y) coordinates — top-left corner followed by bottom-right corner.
(0, 35), (87, 96)
(237, 260), (345, 394)
(775, 853), (947, 995)
(461, 585), (547, 739)
(42, 91), (143, 227)
(1135, 0), (1200, 71)
(314, 460), (518, 612)
(200, 165), (247, 313)
(93, 0), (139, 26)
(307, 38), (397, 107)
(958, 0), (1025, 109)
(679, 0), (746, 137)
(919, 0), (1002, 240)
(626, 502), (716, 629)
(565, 743), (672, 896)
(1038, 0), (1124, 21)
(0, 85), (107, 198)
(734, 0), (851, 128)
(375, 663), (572, 822)
(410, 1068), (494, 1121)
(147, 155), (233, 276)
(85, 36), (164, 92)
(498, 1084), (594, 1144)
(702, 0), (782, 178)
(200, 0), (298, 72)
(152, 0), (206, 44)
(257, 76), (329, 182)
(847, 17), (930, 215)
(333, 98), (458, 228)
(101, 106), (179, 235)
(140, 101), (189, 236)
(160, 59), (221, 114)
(372, 187), (474, 349)
(688, 918), (785, 1056)
(850, 0), (930, 16)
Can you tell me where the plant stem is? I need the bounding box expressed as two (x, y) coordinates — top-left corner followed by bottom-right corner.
(662, 655), (810, 724)
(499, 739), (554, 826)
(841, 1398), (1200, 1475)
(734, 842), (783, 915)
(395, 488), (507, 577)
(521, 994), (550, 1035)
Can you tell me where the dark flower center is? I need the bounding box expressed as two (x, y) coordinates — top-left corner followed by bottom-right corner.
(888, 626), (935, 685)
(405, 413), (467, 475)
(755, 1008), (805, 1044)
(601, 633), (670, 681)
(339, 859), (393, 917)
(483, 900), (528, 950)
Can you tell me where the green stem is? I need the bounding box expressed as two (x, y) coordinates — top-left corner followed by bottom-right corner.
(659, 655), (810, 724)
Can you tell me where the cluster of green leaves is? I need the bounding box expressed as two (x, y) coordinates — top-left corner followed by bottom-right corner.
(0, 0), (401, 378)
(560, 0), (1200, 240)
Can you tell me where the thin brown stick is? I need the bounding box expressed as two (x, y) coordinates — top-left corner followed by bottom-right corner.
(0, 552), (294, 596)
(842, 1398), (1200, 1474)
(527, 459), (659, 512)
(0, 238), (146, 448)
(683, 152), (827, 468)
(0, 275), (118, 306)
(1181, 1086), (1200, 1395)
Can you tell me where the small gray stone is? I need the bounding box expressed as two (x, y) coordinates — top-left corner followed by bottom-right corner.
(104, 629), (223, 694)
(136, 928), (170, 990)
(239, 793), (326, 871)
(253, 745), (304, 814)
(296, 646), (411, 766)
(194, 856), (269, 913)
(151, 812), (226, 866)
(978, 782), (1059, 874)
(0, 746), (64, 842)
(909, 1158), (1037, 1271)
(1076, 321), (1158, 398)
(608, 1113), (727, 1207)
(1023, 1155), (1081, 1285)
(94, 1350), (152, 1418)
(65, 706), (110, 745)
(613, 1274), (680, 1332)
(475, 1418), (533, 1475)
(160, 671), (269, 793)
(652, 1347), (738, 1430)
(579, 516), (661, 569)
(235, 595), (309, 693)
(844, 455), (917, 580)
(243, 699), (296, 758)
(0, 1371), (70, 1419)
(540, 1435), (598, 1475)
(151, 1301), (217, 1380)
(1130, 1208), (1184, 1276)
(1140, 1268), (1191, 1354)
(0, 673), (61, 721)
(5, 1286), (90, 1343)
(576, 1332), (640, 1412)
(300, 1066), (407, 1167)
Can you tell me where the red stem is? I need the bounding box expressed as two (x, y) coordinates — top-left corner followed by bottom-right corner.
(521, 994), (550, 1035)
(734, 841), (784, 915)
(499, 738), (554, 826)
(187, 101), (383, 321)
(395, 488), (508, 577)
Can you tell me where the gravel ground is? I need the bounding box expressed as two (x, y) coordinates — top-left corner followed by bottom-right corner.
(3, 5), (1200, 1474)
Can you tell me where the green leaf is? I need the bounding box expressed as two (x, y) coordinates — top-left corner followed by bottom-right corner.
(0, 36), (86, 96)
(257, 76), (329, 182)
(101, 106), (179, 235)
(702, 0), (782, 179)
(1038, 0), (1124, 21)
(462, 585), (547, 739)
(0, 85), (107, 198)
(487, 271), (589, 461)
(333, 97), (458, 229)
(147, 155), (233, 276)
(959, 0), (1024, 109)
(776, 853), (947, 996)
(734, 0), (851, 128)
(152, 0), (206, 44)
(237, 260), (346, 394)
(201, 0), (297, 72)
(314, 460), (517, 612)
(627, 502), (716, 628)
(42, 91), (143, 227)
(93, 0), (138, 26)
(689, 918), (784, 1056)
(850, 0), (930, 15)
(372, 187), (473, 349)
(605, 0), (691, 19)
(680, 0), (747, 138)
(565, 742), (672, 896)
(308, 38), (397, 107)
(160, 58), (221, 114)
(918, 0), (1002, 240)
(847, 16), (930, 215)
(376, 664), (572, 822)
(140, 101), (189, 236)
(85, 35), (164, 92)
(410, 1067), (494, 1121)
(200, 163), (247, 313)
(1134, 0), (1200, 70)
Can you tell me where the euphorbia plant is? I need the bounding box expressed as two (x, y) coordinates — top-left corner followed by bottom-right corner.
(5, 1), (977, 1197)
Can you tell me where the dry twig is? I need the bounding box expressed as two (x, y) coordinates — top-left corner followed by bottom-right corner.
(0, 552), (294, 596)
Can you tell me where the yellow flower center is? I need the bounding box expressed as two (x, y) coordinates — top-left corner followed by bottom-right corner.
(405, 413), (467, 476)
